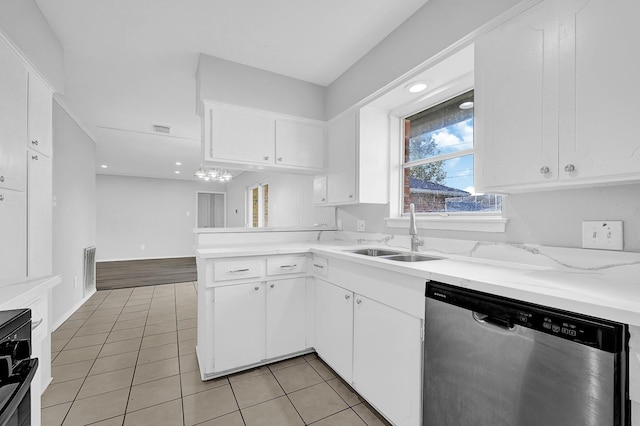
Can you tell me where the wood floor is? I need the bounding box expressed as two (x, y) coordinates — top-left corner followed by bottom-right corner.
(96, 257), (197, 290)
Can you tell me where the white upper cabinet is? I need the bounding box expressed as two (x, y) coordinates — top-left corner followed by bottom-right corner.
(27, 72), (53, 157)
(0, 39), (27, 192)
(475, 0), (559, 190)
(324, 107), (389, 205)
(202, 102), (325, 172)
(475, 0), (640, 193)
(205, 105), (275, 165)
(27, 150), (52, 277)
(558, 0), (640, 181)
(275, 120), (325, 169)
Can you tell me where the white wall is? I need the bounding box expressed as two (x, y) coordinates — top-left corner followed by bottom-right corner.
(52, 102), (96, 325)
(197, 54), (325, 120)
(337, 183), (640, 252)
(0, 0), (64, 92)
(225, 171), (335, 228)
(96, 175), (225, 261)
(325, 0), (521, 118)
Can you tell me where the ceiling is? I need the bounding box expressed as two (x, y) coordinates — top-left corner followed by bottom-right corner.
(34, 0), (429, 181)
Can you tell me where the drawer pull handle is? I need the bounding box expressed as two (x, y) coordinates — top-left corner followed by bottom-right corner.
(229, 268), (250, 273)
(313, 263), (325, 269)
(356, 299), (362, 305)
(279, 264), (297, 269)
(270, 284), (275, 288)
(345, 294), (350, 300)
(540, 166), (550, 174)
(254, 286), (259, 291)
(564, 164), (576, 173)
(263, 156), (270, 161)
(31, 140), (39, 146)
(32, 318), (43, 330)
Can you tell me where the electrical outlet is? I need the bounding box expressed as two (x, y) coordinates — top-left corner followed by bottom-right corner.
(582, 220), (623, 250)
(357, 220), (366, 232)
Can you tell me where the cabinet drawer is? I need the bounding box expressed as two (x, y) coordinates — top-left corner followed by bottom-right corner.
(310, 257), (328, 277)
(267, 256), (307, 276)
(213, 259), (264, 282)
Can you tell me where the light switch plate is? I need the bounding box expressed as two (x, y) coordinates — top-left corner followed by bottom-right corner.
(356, 220), (366, 232)
(582, 220), (623, 250)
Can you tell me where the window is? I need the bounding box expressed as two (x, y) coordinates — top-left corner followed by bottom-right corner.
(247, 182), (268, 228)
(402, 90), (501, 214)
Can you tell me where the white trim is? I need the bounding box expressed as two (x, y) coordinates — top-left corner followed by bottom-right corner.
(51, 287), (97, 331)
(53, 95), (98, 144)
(385, 216), (508, 233)
(97, 255), (196, 262)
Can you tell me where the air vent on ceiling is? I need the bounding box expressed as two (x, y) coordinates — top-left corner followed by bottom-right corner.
(152, 124), (171, 134)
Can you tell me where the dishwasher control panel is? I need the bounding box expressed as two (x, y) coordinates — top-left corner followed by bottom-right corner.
(426, 281), (626, 353)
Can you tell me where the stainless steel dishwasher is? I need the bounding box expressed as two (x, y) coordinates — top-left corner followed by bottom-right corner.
(424, 281), (629, 426)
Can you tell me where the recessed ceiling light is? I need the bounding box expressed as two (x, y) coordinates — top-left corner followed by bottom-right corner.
(175, 162), (182, 166)
(459, 101), (474, 110)
(406, 82), (428, 93)
(175, 171), (180, 174)
(100, 164), (108, 169)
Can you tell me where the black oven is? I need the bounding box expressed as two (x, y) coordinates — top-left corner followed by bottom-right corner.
(0, 309), (38, 426)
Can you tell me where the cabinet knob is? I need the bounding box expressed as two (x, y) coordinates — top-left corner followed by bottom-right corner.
(321, 198), (326, 202)
(0, 176), (4, 183)
(564, 164), (576, 173)
(344, 294), (350, 300)
(356, 299), (362, 305)
(254, 286), (259, 291)
(263, 156), (269, 161)
(540, 166), (550, 174)
(277, 157), (283, 162)
(270, 284), (275, 288)
(348, 194), (353, 199)
(0, 195), (4, 202)
(31, 140), (38, 146)
(31, 155), (38, 161)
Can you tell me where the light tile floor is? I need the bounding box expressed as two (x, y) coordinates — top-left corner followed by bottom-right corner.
(42, 282), (391, 426)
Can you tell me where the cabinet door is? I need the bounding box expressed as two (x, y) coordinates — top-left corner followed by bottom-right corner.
(27, 150), (52, 277)
(0, 189), (27, 285)
(475, 0), (559, 191)
(266, 278), (306, 358)
(27, 72), (53, 157)
(326, 112), (356, 204)
(558, 0), (640, 180)
(0, 39), (27, 192)
(313, 176), (327, 205)
(205, 106), (275, 165)
(214, 283), (265, 371)
(353, 295), (422, 426)
(275, 120), (325, 169)
(314, 279), (353, 381)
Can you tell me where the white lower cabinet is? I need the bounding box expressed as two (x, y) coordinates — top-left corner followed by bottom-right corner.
(353, 295), (422, 426)
(266, 278), (307, 358)
(315, 279), (423, 426)
(315, 279), (354, 382)
(213, 282), (266, 372)
(629, 326), (640, 425)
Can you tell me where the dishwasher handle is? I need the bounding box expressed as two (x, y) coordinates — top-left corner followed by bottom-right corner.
(473, 312), (516, 331)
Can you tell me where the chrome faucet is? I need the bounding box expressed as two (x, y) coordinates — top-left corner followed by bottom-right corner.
(409, 203), (421, 252)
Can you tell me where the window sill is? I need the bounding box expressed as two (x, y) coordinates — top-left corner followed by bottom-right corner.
(385, 215), (508, 233)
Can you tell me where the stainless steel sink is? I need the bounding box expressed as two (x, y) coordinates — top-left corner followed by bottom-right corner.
(383, 254), (442, 262)
(348, 248), (402, 257)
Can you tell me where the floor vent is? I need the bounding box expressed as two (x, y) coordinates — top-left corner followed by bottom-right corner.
(83, 246), (96, 297)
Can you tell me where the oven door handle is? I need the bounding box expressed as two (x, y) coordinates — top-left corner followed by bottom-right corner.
(0, 358), (38, 426)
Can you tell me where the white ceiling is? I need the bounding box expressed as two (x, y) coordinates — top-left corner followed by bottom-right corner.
(34, 0), (429, 181)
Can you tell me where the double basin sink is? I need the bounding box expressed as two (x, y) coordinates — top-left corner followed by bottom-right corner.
(347, 248), (441, 262)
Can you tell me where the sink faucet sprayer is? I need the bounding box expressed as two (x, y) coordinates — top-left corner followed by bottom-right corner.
(409, 203), (422, 252)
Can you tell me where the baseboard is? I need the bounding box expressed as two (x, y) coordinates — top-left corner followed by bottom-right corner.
(52, 288), (97, 331)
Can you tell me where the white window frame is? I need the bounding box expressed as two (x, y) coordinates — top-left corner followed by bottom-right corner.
(385, 73), (507, 233)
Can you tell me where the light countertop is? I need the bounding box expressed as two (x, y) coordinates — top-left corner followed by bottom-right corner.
(196, 240), (640, 327)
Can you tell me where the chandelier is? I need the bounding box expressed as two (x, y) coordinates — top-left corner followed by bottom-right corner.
(194, 166), (233, 182)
